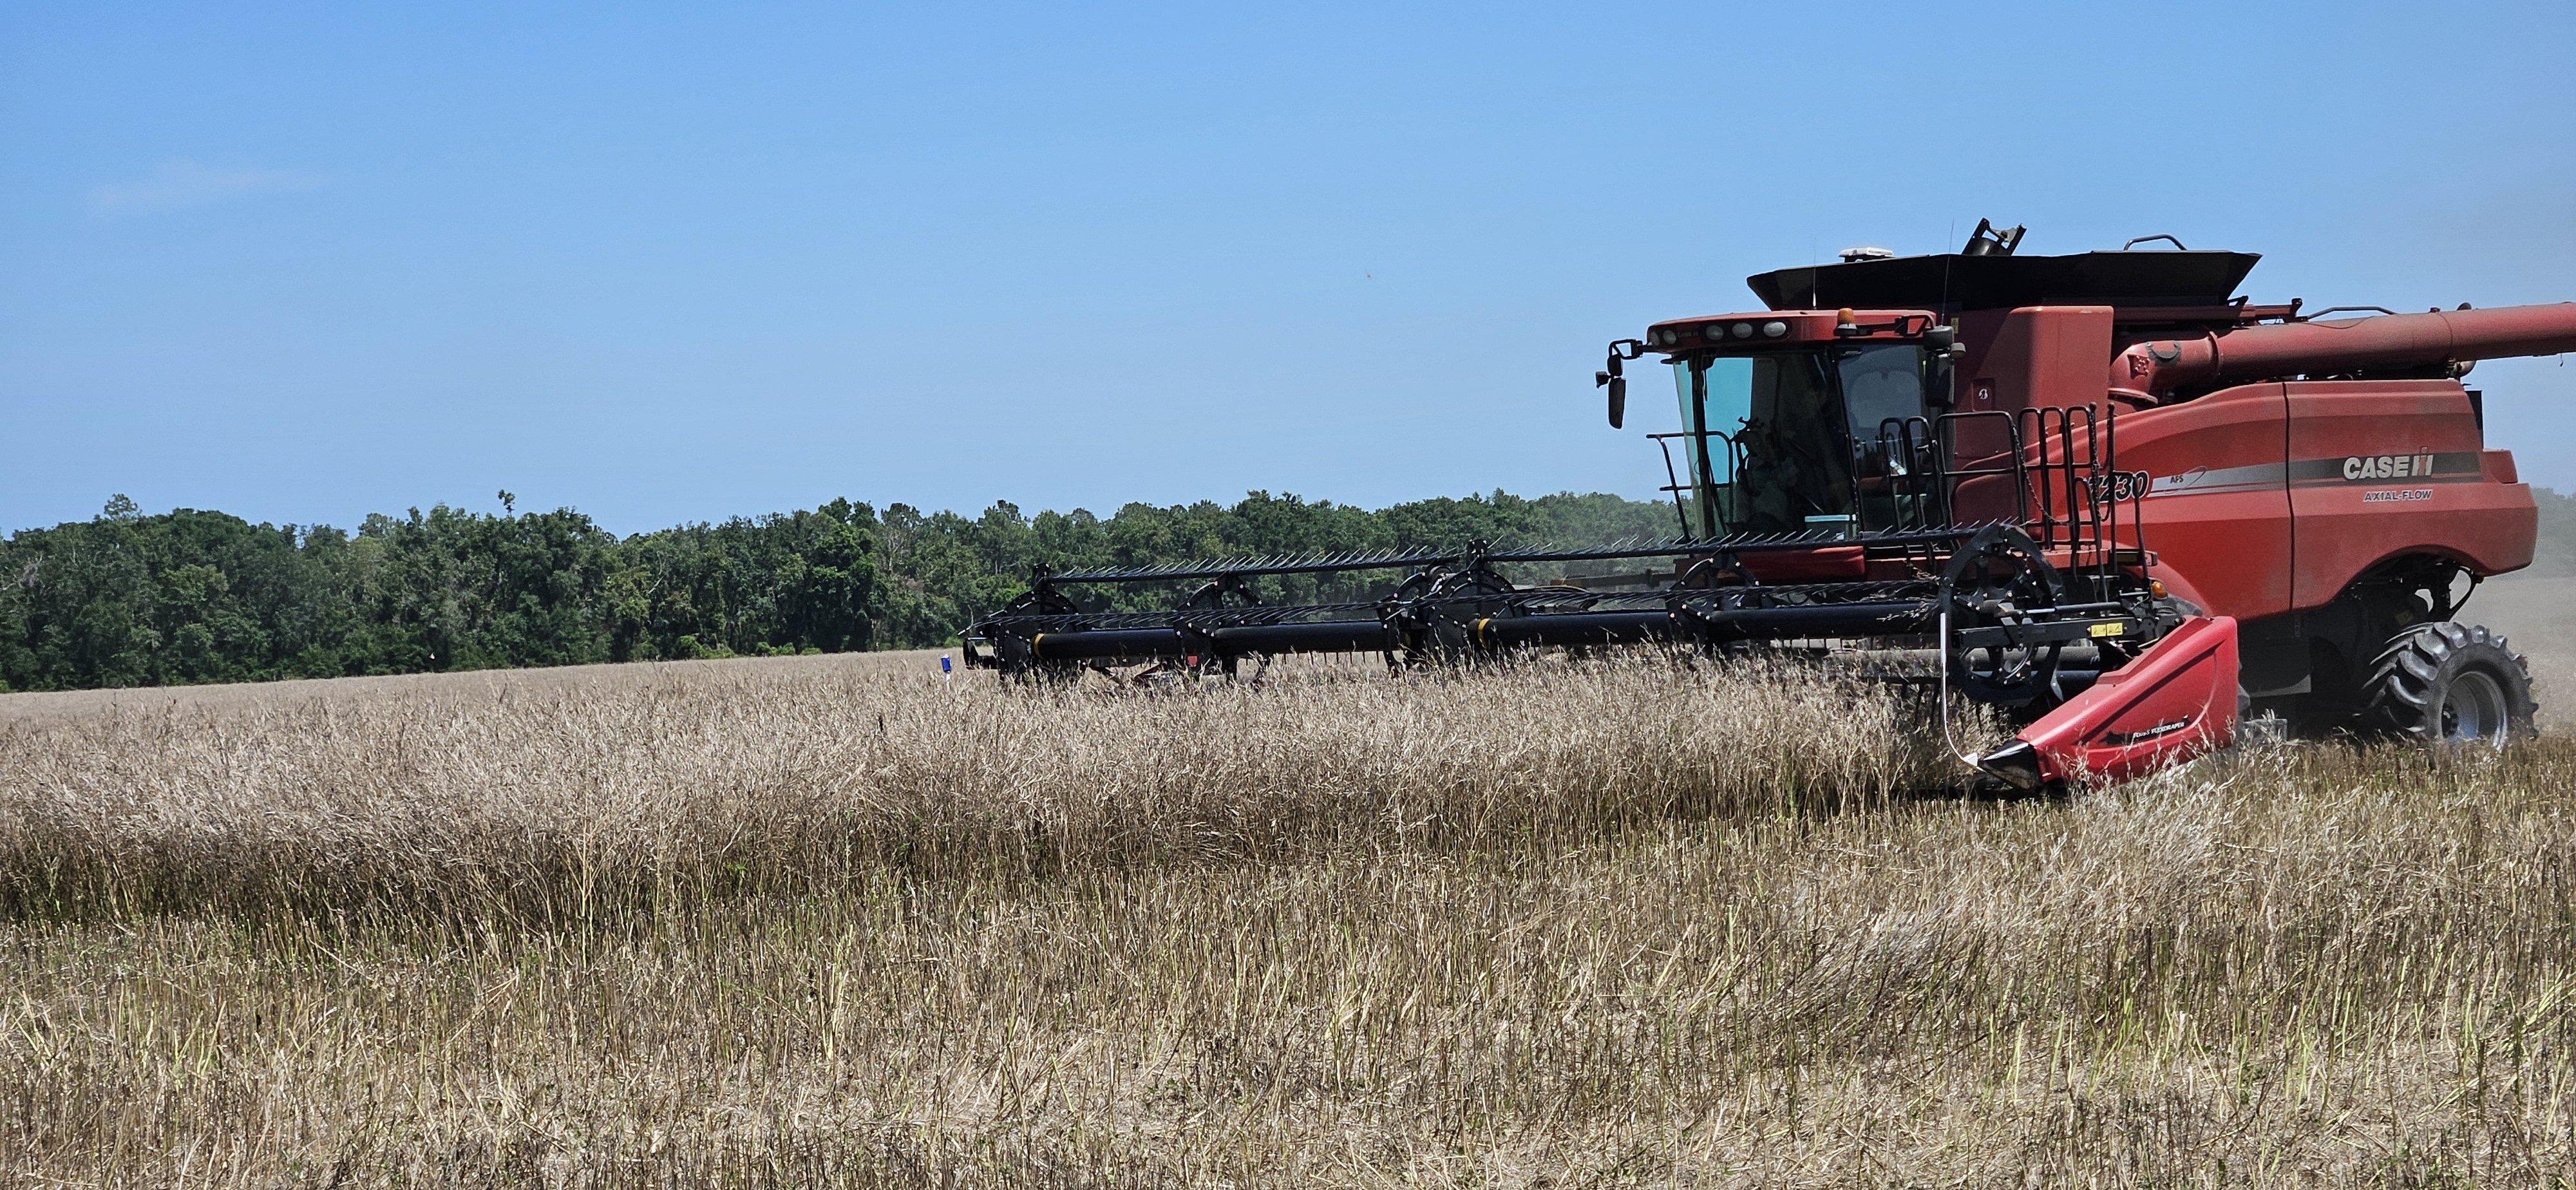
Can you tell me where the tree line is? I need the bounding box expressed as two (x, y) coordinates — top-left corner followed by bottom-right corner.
(14, 482), (2569, 694)
(0, 490), (1676, 692)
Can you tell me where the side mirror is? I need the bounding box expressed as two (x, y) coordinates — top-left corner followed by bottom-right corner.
(1925, 354), (1956, 410)
(1597, 352), (1627, 428)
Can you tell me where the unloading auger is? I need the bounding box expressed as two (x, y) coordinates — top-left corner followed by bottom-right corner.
(966, 222), (2576, 790)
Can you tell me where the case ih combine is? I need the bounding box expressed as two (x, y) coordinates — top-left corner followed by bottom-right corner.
(965, 222), (2576, 789)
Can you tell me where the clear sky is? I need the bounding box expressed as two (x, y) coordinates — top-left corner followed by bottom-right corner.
(6, 2), (2574, 534)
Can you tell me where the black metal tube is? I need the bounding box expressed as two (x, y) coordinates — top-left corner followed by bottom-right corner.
(1209, 620), (1396, 654)
(1027, 628), (1195, 661)
(1022, 619), (1398, 661)
(1470, 610), (1680, 648)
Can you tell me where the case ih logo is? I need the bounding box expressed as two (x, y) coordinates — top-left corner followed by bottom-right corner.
(2344, 453), (2436, 481)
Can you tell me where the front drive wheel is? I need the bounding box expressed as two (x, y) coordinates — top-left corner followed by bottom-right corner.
(2365, 622), (2535, 745)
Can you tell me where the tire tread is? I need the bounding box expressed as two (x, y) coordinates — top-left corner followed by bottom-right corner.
(2363, 620), (2534, 742)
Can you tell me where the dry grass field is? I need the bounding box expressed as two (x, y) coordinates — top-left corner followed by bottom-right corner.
(4, 587), (2575, 1186)
(2463, 575), (2576, 732)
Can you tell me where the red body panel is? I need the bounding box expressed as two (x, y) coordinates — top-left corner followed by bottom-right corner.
(2116, 384), (2295, 618)
(2282, 381), (2534, 605)
(1958, 306), (2116, 411)
(2014, 616), (2239, 785)
(2109, 377), (2535, 618)
(2096, 302), (2567, 616)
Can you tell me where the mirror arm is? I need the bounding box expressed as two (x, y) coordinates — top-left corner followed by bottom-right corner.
(1597, 339), (1647, 428)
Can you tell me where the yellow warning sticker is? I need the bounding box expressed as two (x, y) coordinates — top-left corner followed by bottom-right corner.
(2088, 621), (2126, 638)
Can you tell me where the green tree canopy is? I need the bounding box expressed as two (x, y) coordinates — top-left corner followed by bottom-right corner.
(0, 489), (1677, 691)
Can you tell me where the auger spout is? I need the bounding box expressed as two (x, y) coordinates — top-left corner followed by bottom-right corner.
(2110, 302), (2576, 400)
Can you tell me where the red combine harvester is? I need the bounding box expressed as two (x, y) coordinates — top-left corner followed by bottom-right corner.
(966, 223), (2576, 789)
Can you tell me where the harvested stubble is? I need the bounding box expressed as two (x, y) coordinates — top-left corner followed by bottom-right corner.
(3, 655), (2574, 1186)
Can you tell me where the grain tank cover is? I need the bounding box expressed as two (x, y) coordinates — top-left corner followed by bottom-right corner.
(1747, 249), (2262, 314)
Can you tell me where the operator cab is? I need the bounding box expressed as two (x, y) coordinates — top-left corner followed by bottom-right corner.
(1605, 309), (1954, 538)
(1600, 223), (2270, 542)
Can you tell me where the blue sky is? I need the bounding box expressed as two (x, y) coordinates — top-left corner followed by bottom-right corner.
(5, 2), (2574, 534)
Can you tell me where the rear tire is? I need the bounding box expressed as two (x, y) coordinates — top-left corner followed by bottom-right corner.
(2364, 621), (2535, 745)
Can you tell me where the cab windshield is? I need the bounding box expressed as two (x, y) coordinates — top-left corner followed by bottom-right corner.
(1665, 343), (1930, 537)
